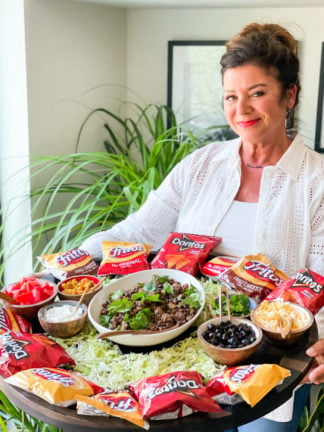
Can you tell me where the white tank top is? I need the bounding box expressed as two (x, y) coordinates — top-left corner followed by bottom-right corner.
(214, 200), (258, 258)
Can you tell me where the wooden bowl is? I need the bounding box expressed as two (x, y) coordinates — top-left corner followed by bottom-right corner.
(57, 275), (102, 305)
(250, 300), (314, 345)
(197, 317), (262, 366)
(2, 279), (58, 321)
(38, 300), (88, 338)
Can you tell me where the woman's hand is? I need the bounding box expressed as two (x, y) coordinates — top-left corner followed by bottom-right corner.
(302, 339), (324, 384)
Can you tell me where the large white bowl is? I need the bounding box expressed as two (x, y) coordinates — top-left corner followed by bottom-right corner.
(88, 268), (205, 346)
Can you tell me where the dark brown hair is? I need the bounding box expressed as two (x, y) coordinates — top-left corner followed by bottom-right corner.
(220, 23), (300, 108)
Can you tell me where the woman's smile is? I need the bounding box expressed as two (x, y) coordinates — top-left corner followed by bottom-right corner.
(237, 118), (261, 128)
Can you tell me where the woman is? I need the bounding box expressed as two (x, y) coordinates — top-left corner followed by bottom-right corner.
(81, 23), (324, 431)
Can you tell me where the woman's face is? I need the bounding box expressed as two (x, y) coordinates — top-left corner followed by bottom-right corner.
(222, 63), (297, 143)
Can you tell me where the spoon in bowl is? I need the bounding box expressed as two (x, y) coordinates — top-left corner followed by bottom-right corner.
(72, 278), (106, 317)
(0, 291), (19, 305)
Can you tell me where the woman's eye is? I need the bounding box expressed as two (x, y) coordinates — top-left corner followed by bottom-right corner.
(252, 90), (265, 97)
(224, 94), (236, 101)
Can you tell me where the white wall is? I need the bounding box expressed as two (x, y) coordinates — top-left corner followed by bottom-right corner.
(25, 0), (127, 156)
(0, 0), (32, 281)
(127, 7), (324, 149)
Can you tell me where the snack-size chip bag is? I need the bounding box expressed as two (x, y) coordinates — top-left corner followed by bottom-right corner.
(0, 332), (75, 378)
(150, 232), (221, 276)
(200, 256), (239, 279)
(5, 367), (104, 406)
(38, 248), (98, 280)
(0, 307), (31, 334)
(265, 268), (324, 315)
(205, 372), (243, 405)
(218, 253), (288, 304)
(77, 390), (149, 430)
(223, 364), (291, 407)
(98, 241), (152, 276)
(129, 370), (222, 419)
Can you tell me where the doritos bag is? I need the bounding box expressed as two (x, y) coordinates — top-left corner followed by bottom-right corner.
(0, 332), (75, 378)
(265, 268), (324, 315)
(0, 307), (31, 334)
(129, 370), (222, 419)
(150, 232), (221, 276)
(5, 367), (104, 406)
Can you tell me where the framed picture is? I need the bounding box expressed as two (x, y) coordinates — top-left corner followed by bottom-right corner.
(167, 40), (234, 140)
(315, 42), (324, 153)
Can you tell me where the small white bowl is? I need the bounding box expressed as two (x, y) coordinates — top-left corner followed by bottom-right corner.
(88, 269), (205, 346)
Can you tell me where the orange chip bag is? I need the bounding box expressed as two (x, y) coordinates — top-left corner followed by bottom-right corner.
(77, 390), (149, 430)
(218, 253), (288, 304)
(5, 367), (104, 406)
(0, 307), (31, 334)
(37, 248), (98, 280)
(150, 232), (222, 276)
(224, 364), (291, 407)
(97, 241), (152, 276)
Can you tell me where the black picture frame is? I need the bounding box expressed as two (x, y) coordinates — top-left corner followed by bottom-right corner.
(315, 42), (324, 153)
(167, 40), (228, 134)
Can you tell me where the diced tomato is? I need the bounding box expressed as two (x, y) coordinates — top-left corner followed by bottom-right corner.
(15, 291), (35, 305)
(4, 277), (55, 305)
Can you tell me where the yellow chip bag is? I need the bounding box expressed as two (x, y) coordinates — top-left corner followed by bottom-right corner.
(224, 364), (291, 407)
(98, 241), (152, 276)
(37, 248), (98, 280)
(5, 367), (104, 406)
(77, 390), (149, 430)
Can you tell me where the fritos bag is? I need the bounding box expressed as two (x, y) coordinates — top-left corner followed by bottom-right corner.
(223, 364), (291, 407)
(97, 241), (152, 276)
(0, 332), (75, 378)
(265, 268), (324, 315)
(218, 253), (288, 304)
(129, 371), (222, 419)
(5, 367), (104, 407)
(77, 390), (149, 430)
(0, 307), (31, 334)
(150, 232), (221, 276)
(38, 248), (98, 280)
(200, 256), (238, 279)
(205, 372), (243, 405)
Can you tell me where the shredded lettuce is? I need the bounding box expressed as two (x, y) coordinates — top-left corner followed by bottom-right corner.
(53, 279), (225, 390)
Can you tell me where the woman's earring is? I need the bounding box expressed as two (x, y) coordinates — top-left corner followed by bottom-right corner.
(285, 109), (293, 130)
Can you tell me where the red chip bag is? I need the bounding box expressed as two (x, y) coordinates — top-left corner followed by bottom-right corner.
(200, 256), (238, 278)
(218, 253), (288, 304)
(0, 332), (75, 378)
(205, 372), (243, 405)
(129, 371), (222, 419)
(5, 367), (104, 407)
(37, 248), (98, 280)
(77, 390), (149, 429)
(98, 241), (152, 276)
(150, 233), (222, 276)
(0, 307), (31, 334)
(265, 268), (324, 315)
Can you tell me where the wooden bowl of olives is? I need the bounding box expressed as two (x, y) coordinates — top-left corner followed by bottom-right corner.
(197, 317), (263, 366)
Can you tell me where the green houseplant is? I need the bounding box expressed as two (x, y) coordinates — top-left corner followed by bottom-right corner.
(0, 102), (226, 278)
